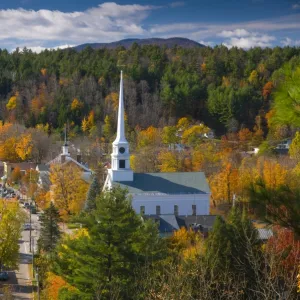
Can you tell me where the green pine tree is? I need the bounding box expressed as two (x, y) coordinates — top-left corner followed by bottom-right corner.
(84, 176), (101, 211)
(55, 187), (166, 299)
(38, 202), (61, 252)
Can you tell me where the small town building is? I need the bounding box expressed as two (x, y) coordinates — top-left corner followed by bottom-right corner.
(103, 72), (211, 217)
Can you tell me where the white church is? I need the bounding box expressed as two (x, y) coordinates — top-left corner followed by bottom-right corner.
(103, 72), (211, 217)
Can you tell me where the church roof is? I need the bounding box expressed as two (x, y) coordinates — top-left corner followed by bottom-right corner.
(113, 172), (210, 194)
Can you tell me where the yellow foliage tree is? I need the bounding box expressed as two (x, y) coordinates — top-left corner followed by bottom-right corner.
(6, 96), (17, 110)
(181, 124), (209, 145)
(263, 160), (287, 189)
(105, 92), (119, 112)
(71, 98), (84, 111)
(158, 151), (182, 172)
(137, 126), (161, 149)
(248, 70), (258, 84)
(81, 111), (96, 135)
(177, 117), (191, 131)
(50, 164), (89, 219)
(0, 137), (20, 162)
(209, 162), (239, 205)
(40, 68), (47, 76)
(169, 227), (203, 261)
(16, 133), (33, 161)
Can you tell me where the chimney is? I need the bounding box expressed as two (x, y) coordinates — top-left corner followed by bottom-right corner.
(76, 154), (82, 164)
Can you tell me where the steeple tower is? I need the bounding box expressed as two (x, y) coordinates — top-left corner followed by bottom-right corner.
(108, 71), (133, 182)
(62, 124), (69, 156)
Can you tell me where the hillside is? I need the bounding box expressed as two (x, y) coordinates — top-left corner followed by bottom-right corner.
(73, 37), (204, 51)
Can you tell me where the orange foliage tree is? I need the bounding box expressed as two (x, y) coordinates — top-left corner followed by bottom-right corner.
(137, 126), (161, 149)
(266, 227), (300, 273)
(262, 81), (273, 100)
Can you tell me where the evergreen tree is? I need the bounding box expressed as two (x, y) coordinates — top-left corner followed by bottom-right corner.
(38, 202), (61, 252)
(54, 187), (166, 299)
(84, 176), (101, 211)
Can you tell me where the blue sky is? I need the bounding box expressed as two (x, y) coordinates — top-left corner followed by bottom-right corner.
(0, 0), (299, 52)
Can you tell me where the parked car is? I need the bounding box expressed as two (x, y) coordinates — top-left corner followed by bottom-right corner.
(23, 223), (33, 230)
(23, 202), (30, 208)
(0, 271), (9, 281)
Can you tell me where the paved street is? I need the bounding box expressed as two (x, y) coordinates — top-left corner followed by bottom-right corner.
(1, 209), (40, 299)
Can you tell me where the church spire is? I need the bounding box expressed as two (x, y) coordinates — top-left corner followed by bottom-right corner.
(108, 71), (133, 182)
(113, 71), (127, 144)
(62, 123), (69, 155)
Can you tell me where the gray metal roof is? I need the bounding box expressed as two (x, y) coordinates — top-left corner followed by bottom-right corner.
(143, 214), (217, 235)
(257, 228), (273, 240)
(113, 172), (210, 194)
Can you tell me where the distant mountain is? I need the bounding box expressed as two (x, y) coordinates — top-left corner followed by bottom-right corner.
(74, 37), (205, 51)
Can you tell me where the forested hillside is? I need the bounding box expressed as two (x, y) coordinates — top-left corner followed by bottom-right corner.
(0, 44), (300, 137)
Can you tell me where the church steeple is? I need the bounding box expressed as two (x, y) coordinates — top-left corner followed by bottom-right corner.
(62, 124), (69, 155)
(113, 71), (127, 144)
(108, 71), (133, 182)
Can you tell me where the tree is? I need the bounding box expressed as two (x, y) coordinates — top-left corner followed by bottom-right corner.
(0, 200), (25, 270)
(50, 164), (89, 218)
(102, 115), (114, 142)
(289, 132), (300, 161)
(249, 180), (300, 236)
(84, 176), (101, 211)
(209, 162), (239, 205)
(38, 202), (62, 252)
(15, 133), (33, 161)
(263, 160), (287, 189)
(54, 187), (166, 299)
(271, 65), (300, 127)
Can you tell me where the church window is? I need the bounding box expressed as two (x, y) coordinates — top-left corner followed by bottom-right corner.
(140, 206), (145, 215)
(174, 205), (178, 216)
(119, 160), (125, 169)
(192, 205), (196, 216)
(156, 205), (161, 215)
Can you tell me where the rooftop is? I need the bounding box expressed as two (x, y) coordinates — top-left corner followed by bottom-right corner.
(113, 172), (210, 195)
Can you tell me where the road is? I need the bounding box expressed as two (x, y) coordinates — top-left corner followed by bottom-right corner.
(1, 209), (40, 299)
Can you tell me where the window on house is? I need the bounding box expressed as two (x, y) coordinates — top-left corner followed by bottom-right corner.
(174, 205), (178, 216)
(119, 160), (125, 169)
(192, 205), (196, 216)
(140, 206), (145, 215)
(156, 205), (161, 215)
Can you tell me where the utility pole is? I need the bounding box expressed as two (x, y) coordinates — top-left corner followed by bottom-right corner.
(31, 236), (35, 278)
(29, 168), (33, 252)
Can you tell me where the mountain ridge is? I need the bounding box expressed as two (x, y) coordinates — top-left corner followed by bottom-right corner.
(74, 37), (205, 51)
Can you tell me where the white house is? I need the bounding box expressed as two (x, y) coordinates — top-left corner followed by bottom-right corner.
(103, 71), (211, 216)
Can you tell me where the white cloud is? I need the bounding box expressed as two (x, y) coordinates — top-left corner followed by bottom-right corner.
(11, 44), (75, 53)
(218, 29), (250, 38)
(281, 37), (300, 46)
(0, 2), (160, 49)
(223, 35), (275, 49)
(199, 40), (214, 47)
(169, 2), (185, 8)
(150, 14), (300, 41)
(220, 30), (275, 49)
(292, 3), (300, 9)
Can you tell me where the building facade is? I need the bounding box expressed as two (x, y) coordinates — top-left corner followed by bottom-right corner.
(103, 71), (211, 217)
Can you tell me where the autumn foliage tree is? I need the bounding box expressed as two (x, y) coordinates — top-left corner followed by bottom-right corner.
(50, 164), (89, 219)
